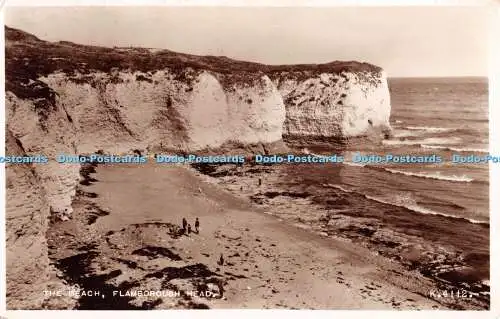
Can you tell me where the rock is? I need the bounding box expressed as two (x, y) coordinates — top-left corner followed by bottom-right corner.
(5, 131), (52, 309)
(279, 72), (391, 146)
(206, 282), (223, 297)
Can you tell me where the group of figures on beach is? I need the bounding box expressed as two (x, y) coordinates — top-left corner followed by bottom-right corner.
(179, 217), (226, 267)
(181, 217), (200, 234)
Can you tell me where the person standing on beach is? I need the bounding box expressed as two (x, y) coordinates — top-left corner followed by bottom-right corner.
(216, 279), (225, 299)
(182, 218), (187, 232)
(195, 217), (200, 233)
(218, 253), (224, 266)
(187, 224), (192, 234)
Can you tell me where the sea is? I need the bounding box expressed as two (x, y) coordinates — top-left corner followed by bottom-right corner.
(283, 77), (490, 293)
(340, 77), (489, 224)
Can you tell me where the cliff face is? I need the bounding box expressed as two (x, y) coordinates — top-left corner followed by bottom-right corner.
(5, 130), (51, 309)
(36, 70), (286, 153)
(276, 72), (391, 144)
(4, 26), (391, 308)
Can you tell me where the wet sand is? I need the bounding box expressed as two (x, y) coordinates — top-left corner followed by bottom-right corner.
(45, 161), (478, 309)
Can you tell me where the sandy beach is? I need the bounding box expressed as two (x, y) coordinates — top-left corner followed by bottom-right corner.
(43, 161), (470, 310)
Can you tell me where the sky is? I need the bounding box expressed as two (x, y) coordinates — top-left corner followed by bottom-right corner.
(4, 6), (493, 77)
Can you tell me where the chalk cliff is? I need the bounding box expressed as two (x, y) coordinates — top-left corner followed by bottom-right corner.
(275, 71), (391, 146)
(4, 26), (392, 308)
(5, 130), (51, 309)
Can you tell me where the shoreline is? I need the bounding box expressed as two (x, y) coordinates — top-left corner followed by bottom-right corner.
(188, 162), (490, 309)
(45, 161), (487, 309)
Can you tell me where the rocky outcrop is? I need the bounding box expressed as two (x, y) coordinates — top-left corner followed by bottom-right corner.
(6, 91), (81, 217)
(4, 26), (392, 309)
(5, 130), (51, 309)
(275, 71), (391, 146)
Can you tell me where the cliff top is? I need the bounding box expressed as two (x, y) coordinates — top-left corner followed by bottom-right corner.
(5, 26), (383, 98)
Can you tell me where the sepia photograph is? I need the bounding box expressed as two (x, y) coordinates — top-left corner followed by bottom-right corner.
(2, 4), (494, 311)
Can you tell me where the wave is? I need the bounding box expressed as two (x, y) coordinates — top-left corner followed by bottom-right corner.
(363, 194), (487, 224)
(323, 183), (354, 194)
(323, 184), (488, 225)
(392, 130), (425, 138)
(391, 127), (476, 138)
(383, 137), (461, 146)
(421, 144), (489, 153)
(342, 161), (366, 167)
(341, 161), (485, 184)
(404, 126), (456, 133)
(383, 168), (474, 182)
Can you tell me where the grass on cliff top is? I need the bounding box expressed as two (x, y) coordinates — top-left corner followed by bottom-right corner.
(5, 26), (382, 100)
(6, 26), (382, 77)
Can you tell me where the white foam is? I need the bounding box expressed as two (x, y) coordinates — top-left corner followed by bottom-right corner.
(383, 137), (461, 146)
(323, 184), (487, 225)
(405, 126), (456, 133)
(363, 194), (487, 224)
(421, 144), (489, 153)
(393, 130), (424, 138)
(323, 183), (353, 193)
(383, 168), (474, 183)
(342, 161), (366, 167)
